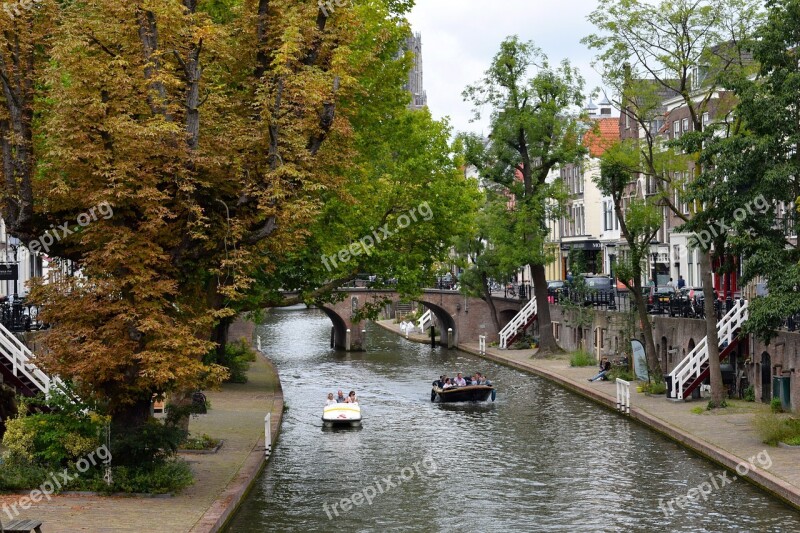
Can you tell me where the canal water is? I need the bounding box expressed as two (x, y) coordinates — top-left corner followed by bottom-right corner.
(226, 307), (800, 532)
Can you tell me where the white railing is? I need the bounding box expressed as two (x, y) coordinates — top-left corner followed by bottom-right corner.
(616, 378), (631, 414)
(479, 335), (486, 355)
(499, 298), (537, 349)
(0, 322), (64, 397)
(668, 299), (749, 400)
(418, 309), (432, 332)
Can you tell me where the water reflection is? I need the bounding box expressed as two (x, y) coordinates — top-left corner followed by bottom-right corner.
(226, 308), (800, 533)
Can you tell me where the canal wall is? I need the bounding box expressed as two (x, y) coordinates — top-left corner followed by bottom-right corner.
(547, 305), (800, 414)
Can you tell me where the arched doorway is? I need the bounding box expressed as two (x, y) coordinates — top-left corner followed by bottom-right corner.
(761, 352), (771, 403)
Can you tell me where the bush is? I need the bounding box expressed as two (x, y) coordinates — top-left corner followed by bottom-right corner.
(770, 397), (784, 413)
(215, 339), (257, 383)
(96, 460), (194, 494)
(606, 366), (635, 382)
(644, 381), (667, 395)
(570, 350), (596, 367)
(180, 433), (220, 450)
(111, 416), (187, 468)
(743, 385), (755, 402)
(2, 392), (106, 468)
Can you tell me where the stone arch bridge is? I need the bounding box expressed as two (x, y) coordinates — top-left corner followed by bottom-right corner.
(315, 289), (524, 350)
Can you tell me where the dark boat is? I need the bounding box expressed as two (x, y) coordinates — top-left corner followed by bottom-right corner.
(431, 383), (496, 403)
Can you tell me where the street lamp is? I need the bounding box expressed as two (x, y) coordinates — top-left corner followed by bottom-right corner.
(649, 240), (660, 286)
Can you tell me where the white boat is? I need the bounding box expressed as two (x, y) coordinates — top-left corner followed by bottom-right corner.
(322, 402), (362, 427)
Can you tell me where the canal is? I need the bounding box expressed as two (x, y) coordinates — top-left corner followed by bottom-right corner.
(226, 307), (800, 532)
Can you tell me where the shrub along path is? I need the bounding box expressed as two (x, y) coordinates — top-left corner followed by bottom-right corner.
(375, 319), (800, 511)
(0, 325), (283, 533)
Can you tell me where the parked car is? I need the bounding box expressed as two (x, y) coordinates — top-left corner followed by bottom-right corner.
(547, 280), (566, 302)
(575, 275), (617, 308)
(647, 285), (675, 314)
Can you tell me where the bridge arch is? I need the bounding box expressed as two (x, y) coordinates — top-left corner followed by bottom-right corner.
(319, 306), (349, 350)
(418, 301), (457, 345)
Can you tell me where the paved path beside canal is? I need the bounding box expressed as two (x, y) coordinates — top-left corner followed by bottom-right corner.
(1, 327), (283, 533)
(376, 319), (800, 511)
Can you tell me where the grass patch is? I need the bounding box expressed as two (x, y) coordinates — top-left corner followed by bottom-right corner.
(690, 406), (705, 415)
(569, 350), (596, 367)
(754, 413), (800, 446)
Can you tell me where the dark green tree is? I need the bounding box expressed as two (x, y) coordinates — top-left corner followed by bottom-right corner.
(462, 36), (587, 355)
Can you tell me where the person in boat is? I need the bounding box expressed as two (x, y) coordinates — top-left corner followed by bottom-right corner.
(481, 374), (492, 386)
(588, 357), (612, 382)
(325, 393), (336, 405)
(336, 390), (346, 403)
(473, 372), (484, 385)
(345, 390), (358, 403)
(442, 377), (454, 389)
(454, 373), (466, 387)
(434, 375), (446, 388)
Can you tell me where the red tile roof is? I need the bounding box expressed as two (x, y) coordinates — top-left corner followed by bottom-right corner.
(584, 118), (619, 158)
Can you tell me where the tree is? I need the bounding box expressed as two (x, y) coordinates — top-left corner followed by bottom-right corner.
(462, 36), (587, 355)
(584, 0), (763, 405)
(454, 188), (542, 334)
(10, 0), (423, 445)
(598, 142), (663, 377)
(691, 0), (800, 344)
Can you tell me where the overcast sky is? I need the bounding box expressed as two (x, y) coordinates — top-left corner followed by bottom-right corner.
(407, 0), (607, 135)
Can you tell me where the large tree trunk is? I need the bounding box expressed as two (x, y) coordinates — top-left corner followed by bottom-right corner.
(700, 250), (724, 406)
(631, 275), (659, 379)
(531, 263), (562, 356)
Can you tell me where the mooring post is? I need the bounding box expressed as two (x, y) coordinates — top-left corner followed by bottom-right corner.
(330, 326), (335, 348)
(430, 325), (436, 347)
(447, 327), (453, 348)
(346, 328), (351, 351)
(264, 412), (272, 457)
(257, 335), (262, 352)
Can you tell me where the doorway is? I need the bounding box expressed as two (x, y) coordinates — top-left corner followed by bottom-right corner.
(761, 352), (771, 403)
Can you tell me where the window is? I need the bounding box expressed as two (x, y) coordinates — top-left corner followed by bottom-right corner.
(682, 118), (689, 132)
(688, 249), (694, 286)
(673, 121), (680, 138)
(614, 209), (619, 230)
(702, 112), (710, 126)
